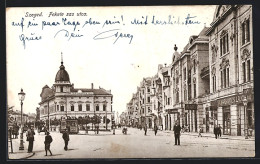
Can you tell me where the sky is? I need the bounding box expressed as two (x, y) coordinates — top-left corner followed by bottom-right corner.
(6, 5), (216, 115)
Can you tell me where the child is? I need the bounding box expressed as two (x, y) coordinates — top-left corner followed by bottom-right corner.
(44, 132), (53, 156)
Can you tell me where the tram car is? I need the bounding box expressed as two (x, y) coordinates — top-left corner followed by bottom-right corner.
(60, 118), (79, 134)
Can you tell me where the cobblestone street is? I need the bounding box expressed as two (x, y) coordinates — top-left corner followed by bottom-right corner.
(8, 128), (255, 159)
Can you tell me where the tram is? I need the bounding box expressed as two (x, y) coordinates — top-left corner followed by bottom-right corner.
(60, 118), (79, 134)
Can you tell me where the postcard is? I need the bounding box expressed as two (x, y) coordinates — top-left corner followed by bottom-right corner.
(6, 5), (255, 159)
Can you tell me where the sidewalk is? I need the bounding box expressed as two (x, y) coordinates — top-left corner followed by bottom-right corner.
(8, 134), (35, 160)
(162, 130), (255, 141)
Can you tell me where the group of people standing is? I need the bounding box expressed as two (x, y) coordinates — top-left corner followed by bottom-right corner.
(143, 124), (158, 136)
(23, 126), (70, 156)
(214, 124), (222, 139)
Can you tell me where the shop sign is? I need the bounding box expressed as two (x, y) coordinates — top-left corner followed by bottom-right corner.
(211, 93), (254, 107)
(185, 104), (197, 110)
(168, 109), (178, 114)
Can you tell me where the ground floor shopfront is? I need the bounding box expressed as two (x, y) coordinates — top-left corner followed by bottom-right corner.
(210, 92), (254, 137)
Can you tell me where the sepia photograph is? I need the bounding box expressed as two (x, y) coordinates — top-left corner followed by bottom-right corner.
(6, 5), (255, 159)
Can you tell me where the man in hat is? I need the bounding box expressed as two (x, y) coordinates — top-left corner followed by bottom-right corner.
(62, 128), (70, 151)
(44, 131), (53, 156)
(26, 126), (35, 153)
(173, 121), (181, 145)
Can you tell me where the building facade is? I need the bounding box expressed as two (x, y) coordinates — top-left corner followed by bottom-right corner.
(124, 5), (253, 137)
(206, 5), (254, 136)
(39, 59), (114, 129)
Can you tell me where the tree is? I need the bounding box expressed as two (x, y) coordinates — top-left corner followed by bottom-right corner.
(91, 115), (101, 124)
(7, 106), (14, 125)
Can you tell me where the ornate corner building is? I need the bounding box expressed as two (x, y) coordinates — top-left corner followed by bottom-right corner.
(38, 59), (114, 129)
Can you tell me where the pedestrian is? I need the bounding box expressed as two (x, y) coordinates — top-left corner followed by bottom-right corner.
(26, 126), (35, 153)
(10, 126), (15, 139)
(44, 131), (53, 156)
(217, 124), (222, 138)
(214, 125), (218, 139)
(198, 126), (202, 137)
(62, 128), (70, 151)
(14, 125), (19, 139)
(154, 125), (158, 136)
(144, 124), (148, 136)
(173, 122), (181, 145)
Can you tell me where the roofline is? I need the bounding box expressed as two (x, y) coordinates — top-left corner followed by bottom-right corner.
(188, 40), (209, 50)
(206, 5), (235, 36)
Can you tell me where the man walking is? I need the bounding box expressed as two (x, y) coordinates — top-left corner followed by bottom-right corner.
(214, 125), (218, 139)
(144, 124), (148, 136)
(173, 122), (181, 145)
(217, 124), (222, 138)
(26, 126), (35, 153)
(154, 125), (158, 136)
(62, 128), (70, 151)
(44, 132), (53, 156)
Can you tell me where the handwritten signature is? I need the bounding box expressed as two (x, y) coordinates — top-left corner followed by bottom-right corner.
(93, 29), (133, 44)
(54, 29), (83, 41)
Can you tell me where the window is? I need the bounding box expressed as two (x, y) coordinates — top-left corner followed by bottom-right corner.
(60, 86), (63, 92)
(57, 105), (59, 111)
(193, 83), (196, 98)
(193, 59), (196, 73)
(220, 32), (229, 56)
(96, 105), (99, 111)
(223, 69), (226, 88)
(227, 68), (229, 87)
(242, 60), (251, 83)
(103, 104), (106, 111)
(86, 104), (90, 111)
(242, 19), (250, 45)
(212, 75), (217, 92)
(142, 98), (144, 104)
(78, 104), (82, 111)
(221, 68), (229, 88)
(183, 67), (186, 80)
(188, 70), (191, 100)
(247, 60), (251, 81)
(147, 97), (150, 103)
(61, 105), (64, 111)
(147, 88), (150, 93)
(142, 108), (144, 114)
(71, 105), (74, 111)
(184, 87), (187, 101)
(176, 91), (179, 103)
(243, 62), (246, 83)
(168, 98), (170, 105)
(221, 70), (223, 88)
(148, 107), (150, 113)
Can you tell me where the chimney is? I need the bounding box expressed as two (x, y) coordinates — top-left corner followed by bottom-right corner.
(91, 83), (94, 89)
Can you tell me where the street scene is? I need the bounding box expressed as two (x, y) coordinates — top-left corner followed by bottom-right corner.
(8, 128), (254, 159)
(6, 5), (255, 159)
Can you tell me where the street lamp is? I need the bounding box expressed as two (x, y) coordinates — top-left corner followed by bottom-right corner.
(242, 96), (248, 139)
(18, 88), (25, 150)
(104, 100), (108, 130)
(47, 96), (50, 132)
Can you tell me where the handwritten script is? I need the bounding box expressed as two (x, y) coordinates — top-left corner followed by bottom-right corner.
(11, 12), (202, 49)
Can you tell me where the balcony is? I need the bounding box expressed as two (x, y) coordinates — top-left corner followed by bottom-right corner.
(200, 66), (209, 79)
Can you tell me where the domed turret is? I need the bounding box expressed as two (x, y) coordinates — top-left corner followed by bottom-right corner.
(55, 58), (70, 82)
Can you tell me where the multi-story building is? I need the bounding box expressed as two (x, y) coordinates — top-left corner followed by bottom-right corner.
(124, 5), (253, 137)
(39, 59), (114, 129)
(206, 5), (254, 136)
